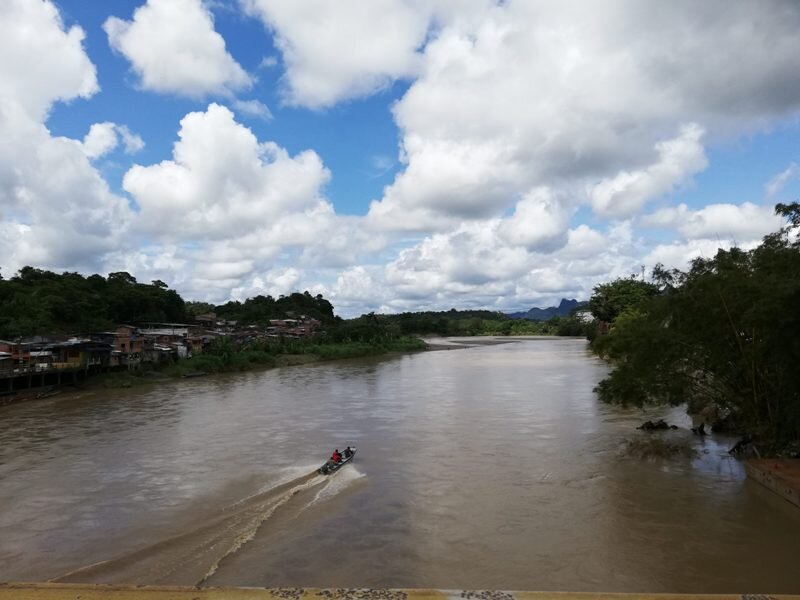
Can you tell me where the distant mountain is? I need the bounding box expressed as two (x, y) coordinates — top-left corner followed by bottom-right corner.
(507, 298), (588, 321)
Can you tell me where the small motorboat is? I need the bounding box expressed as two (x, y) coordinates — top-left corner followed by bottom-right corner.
(318, 447), (357, 475)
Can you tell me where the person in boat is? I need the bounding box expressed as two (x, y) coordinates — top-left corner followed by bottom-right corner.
(343, 446), (353, 459)
(322, 449), (341, 472)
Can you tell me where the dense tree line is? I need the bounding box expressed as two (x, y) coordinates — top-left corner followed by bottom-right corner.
(348, 309), (593, 338)
(0, 268), (338, 338)
(211, 292), (336, 325)
(0, 268), (185, 337)
(590, 203), (800, 451)
(0, 266), (589, 349)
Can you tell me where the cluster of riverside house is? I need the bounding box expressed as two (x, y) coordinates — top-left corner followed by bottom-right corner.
(0, 312), (322, 382)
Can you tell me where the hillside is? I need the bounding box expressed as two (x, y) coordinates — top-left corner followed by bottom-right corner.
(507, 298), (588, 321)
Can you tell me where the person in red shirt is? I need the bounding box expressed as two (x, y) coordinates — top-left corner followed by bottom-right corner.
(331, 449), (341, 463)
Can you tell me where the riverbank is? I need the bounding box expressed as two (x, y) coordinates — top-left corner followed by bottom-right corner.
(422, 334), (585, 351)
(163, 337), (426, 377)
(422, 335), (519, 350)
(0, 337), (429, 404)
(0, 335), (550, 403)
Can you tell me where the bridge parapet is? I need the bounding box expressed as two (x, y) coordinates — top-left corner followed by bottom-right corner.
(1, 584), (798, 600)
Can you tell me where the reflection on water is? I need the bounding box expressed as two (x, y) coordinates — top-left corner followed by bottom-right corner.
(1, 339), (799, 592)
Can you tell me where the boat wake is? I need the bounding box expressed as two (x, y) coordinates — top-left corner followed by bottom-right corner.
(51, 466), (364, 586)
(308, 463), (366, 508)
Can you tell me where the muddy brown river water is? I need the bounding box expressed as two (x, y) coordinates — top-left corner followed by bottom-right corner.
(1, 338), (799, 592)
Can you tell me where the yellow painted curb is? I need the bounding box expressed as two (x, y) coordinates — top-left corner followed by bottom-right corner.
(1, 584), (798, 600)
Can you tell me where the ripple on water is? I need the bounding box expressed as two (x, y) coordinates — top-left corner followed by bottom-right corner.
(1, 341), (800, 592)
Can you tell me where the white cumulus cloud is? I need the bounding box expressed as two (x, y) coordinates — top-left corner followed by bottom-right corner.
(82, 122), (119, 159)
(589, 124), (708, 218)
(640, 202), (783, 241)
(82, 122), (144, 159)
(105, 0), (251, 97)
(0, 0), (133, 275)
(765, 162), (800, 199)
(499, 188), (574, 252)
(241, 0), (431, 108)
(368, 1), (800, 233)
(643, 239), (757, 271)
(0, 0), (98, 121)
(232, 99), (273, 120)
(119, 104), (389, 300)
(125, 103), (330, 239)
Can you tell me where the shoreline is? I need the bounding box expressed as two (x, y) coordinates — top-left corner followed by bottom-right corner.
(0, 335), (573, 409)
(422, 334), (579, 351)
(1, 341), (429, 408)
(422, 335), (519, 351)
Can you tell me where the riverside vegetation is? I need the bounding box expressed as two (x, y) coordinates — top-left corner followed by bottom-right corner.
(90, 311), (591, 383)
(158, 309), (590, 379)
(0, 267), (585, 387)
(158, 331), (427, 379)
(0, 267), (586, 387)
(0, 270), (426, 381)
(589, 203), (800, 455)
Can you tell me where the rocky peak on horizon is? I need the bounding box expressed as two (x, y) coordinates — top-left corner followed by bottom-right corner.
(507, 298), (588, 321)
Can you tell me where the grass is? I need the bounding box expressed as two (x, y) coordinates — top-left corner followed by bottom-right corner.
(156, 336), (426, 377)
(274, 336), (427, 361)
(309, 342), (380, 360)
(159, 350), (277, 377)
(79, 336), (427, 389)
(273, 354), (318, 367)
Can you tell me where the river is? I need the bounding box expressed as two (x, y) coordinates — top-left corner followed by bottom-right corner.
(0, 338), (798, 592)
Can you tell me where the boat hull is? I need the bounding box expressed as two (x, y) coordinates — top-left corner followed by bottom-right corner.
(318, 448), (357, 475)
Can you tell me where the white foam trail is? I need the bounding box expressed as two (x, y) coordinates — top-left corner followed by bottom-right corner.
(307, 466), (366, 508)
(200, 473), (326, 583)
(53, 469), (333, 586)
(260, 464), (322, 491)
(228, 464), (320, 510)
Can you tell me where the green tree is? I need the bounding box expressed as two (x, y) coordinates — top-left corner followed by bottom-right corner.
(589, 277), (659, 323)
(185, 301), (215, 316)
(593, 204), (800, 451)
(0, 268), (187, 337)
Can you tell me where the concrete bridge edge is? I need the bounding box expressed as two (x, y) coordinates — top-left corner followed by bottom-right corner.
(1, 584), (798, 600)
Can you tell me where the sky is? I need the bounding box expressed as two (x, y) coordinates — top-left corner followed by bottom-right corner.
(2, 0), (800, 318)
